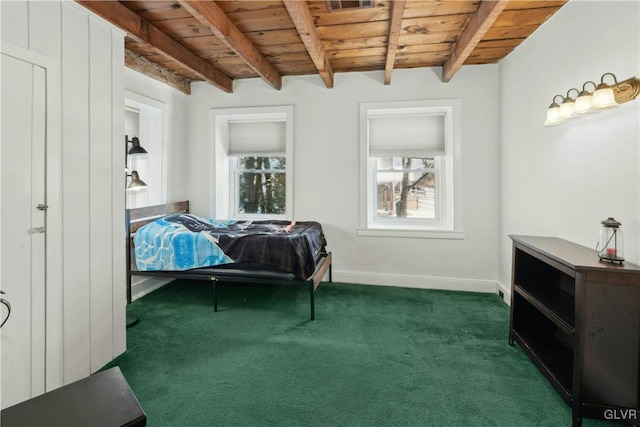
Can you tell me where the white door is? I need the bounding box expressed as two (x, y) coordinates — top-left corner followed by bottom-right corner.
(0, 52), (47, 409)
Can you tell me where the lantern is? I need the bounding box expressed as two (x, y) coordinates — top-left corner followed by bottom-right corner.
(597, 217), (624, 263)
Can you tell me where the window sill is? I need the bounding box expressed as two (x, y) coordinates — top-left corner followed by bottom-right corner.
(356, 227), (465, 239)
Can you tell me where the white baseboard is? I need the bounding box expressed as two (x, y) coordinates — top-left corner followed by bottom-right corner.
(131, 276), (173, 301)
(129, 271), (506, 301)
(333, 270), (498, 294)
(496, 281), (511, 305)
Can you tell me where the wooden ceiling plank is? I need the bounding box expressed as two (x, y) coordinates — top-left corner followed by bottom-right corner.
(125, 1), (193, 22)
(384, 0), (406, 85)
(317, 20), (390, 40)
(403, 0), (478, 16)
(224, 7), (296, 33)
(215, 1), (285, 14)
(308, 0), (390, 27)
(476, 38), (522, 49)
(483, 24), (542, 41)
(400, 14), (472, 35)
(178, 0), (282, 90)
(283, 0), (334, 88)
(467, 46), (516, 60)
(329, 47), (388, 60)
(442, 0), (509, 83)
(244, 29), (306, 47)
(150, 16), (216, 40)
(492, 6), (566, 28)
(323, 36), (389, 51)
(75, 0), (232, 93)
(504, 1), (568, 11)
(125, 49), (191, 95)
(400, 31), (460, 47)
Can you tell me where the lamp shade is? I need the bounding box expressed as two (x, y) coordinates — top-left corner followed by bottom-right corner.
(592, 84), (617, 108)
(544, 95), (563, 126)
(127, 170), (148, 191)
(544, 106), (561, 126)
(127, 136), (148, 156)
(559, 98), (575, 118)
(574, 92), (593, 114)
(575, 81), (596, 114)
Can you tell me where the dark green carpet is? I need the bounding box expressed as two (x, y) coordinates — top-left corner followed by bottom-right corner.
(106, 281), (614, 426)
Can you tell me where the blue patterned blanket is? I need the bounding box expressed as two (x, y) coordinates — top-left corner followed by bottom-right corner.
(133, 214), (326, 278)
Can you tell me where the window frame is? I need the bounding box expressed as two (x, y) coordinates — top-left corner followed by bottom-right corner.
(125, 91), (168, 209)
(210, 106), (294, 220)
(358, 100), (463, 239)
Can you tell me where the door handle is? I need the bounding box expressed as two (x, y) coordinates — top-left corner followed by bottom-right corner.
(36, 204), (48, 211)
(32, 227), (46, 234)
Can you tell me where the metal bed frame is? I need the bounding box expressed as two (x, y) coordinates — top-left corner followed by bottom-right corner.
(126, 201), (332, 320)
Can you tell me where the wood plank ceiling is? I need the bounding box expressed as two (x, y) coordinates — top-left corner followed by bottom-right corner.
(77, 0), (568, 95)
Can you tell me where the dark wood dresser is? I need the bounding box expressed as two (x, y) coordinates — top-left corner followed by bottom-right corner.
(509, 235), (640, 426)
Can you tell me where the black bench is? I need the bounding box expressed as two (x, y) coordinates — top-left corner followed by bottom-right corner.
(1, 366), (146, 427)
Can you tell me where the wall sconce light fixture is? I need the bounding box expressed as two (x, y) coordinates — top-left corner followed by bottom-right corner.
(127, 170), (148, 191)
(125, 135), (148, 192)
(126, 135), (148, 156)
(544, 73), (640, 126)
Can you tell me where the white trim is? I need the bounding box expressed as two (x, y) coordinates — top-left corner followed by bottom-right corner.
(124, 90), (168, 206)
(356, 227), (465, 239)
(359, 99), (461, 234)
(1, 40), (64, 392)
(334, 270), (497, 293)
(130, 277), (172, 301)
(497, 281), (511, 305)
(1, 41), (57, 68)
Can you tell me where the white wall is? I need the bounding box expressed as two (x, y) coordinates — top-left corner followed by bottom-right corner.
(1, 0), (127, 388)
(499, 1), (640, 298)
(186, 66), (501, 292)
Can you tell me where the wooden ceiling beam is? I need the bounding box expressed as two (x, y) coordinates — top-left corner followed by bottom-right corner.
(178, 1), (282, 90)
(283, 0), (334, 89)
(384, 0), (406, 85)
(442, 0), (509, 83)
(75, 0), (232, 93)
(125, 49), (191, 95)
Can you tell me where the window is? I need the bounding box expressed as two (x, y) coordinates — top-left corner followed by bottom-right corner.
(212, 106), (293, 220)
(373, 156), (438, 219)
(359, 100), (461, 238)
(124, 91), (167, 209)
(233, 156), (286, 215)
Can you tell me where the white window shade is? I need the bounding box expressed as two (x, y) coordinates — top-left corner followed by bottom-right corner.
(228, 120), (286, 156)
(368, 113), (445, 157)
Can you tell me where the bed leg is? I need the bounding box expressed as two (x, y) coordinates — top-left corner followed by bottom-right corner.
(310, 283), (315, 321)
(212, 280), (218, 312)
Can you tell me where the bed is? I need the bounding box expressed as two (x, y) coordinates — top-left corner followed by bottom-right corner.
(126, 201), (332, 320)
